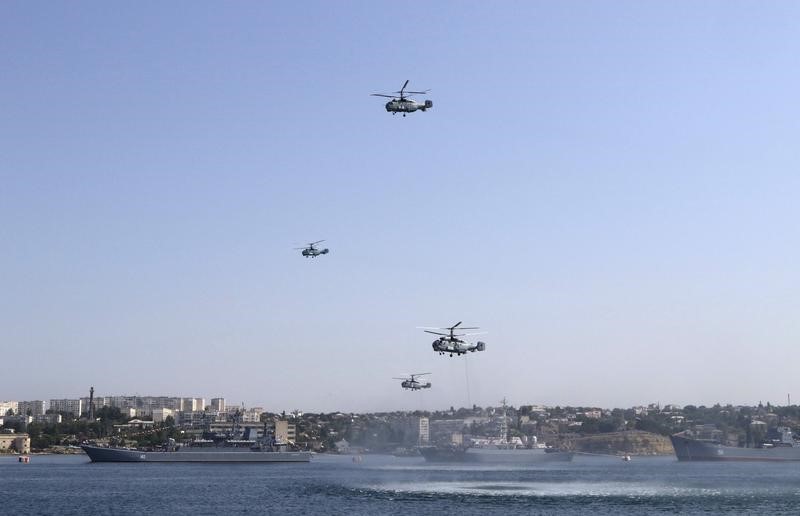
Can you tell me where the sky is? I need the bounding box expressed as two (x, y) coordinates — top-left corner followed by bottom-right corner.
(2, 1), (800, 413)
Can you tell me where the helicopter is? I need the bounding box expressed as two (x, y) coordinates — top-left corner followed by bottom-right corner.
(371, 80), (433, 117)
(419, 321), (486, 357)
(295, 240), (329, 258)
(393, 373), (432, 391)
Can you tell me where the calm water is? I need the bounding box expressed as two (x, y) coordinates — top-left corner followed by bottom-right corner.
(3, 454), (800, 515)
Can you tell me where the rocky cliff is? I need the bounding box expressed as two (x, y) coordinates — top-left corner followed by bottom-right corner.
(563, 430), (673, 456)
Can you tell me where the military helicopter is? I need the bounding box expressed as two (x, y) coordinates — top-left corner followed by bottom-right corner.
(295, 240), (329, 258)
(371, 80), (433, 117)
(393, 373), (432, 391)
(419, 321), (486, 357)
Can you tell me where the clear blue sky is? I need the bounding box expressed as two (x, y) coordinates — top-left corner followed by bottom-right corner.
(2, 1), (799, 412)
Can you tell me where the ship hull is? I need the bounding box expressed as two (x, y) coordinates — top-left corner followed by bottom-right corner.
(81, 445), (311, 463)
(466, 448), (573, 463)
(419, 446), (573, 463)
(670, 434), (800, 462)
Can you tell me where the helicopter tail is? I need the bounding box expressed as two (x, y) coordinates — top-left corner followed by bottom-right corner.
(421, 100), (433, 111)
(476, 341), (486, 352)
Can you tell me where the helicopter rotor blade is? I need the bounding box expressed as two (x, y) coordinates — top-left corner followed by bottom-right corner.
(405, 90), (429, 95)
(423, 330), (450, 336)
(400, 79), (409, 95)
(311, 240), (325, 245)
(371, 94), (395, 98)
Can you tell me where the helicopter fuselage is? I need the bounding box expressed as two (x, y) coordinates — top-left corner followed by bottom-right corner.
(301, 248), (329, 257)
(385, 99), (433, 115)
(432, 338), (486, 356)
(401, 379), (431, 390)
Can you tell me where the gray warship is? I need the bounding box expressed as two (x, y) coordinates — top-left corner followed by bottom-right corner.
(419, 442), (573, 463)
(82, 426), (311, 463)
(671, 427), (800, 462)
(419, 400), (573, 464)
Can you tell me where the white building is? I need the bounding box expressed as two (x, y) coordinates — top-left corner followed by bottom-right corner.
(418, 417), (430, 445)
(210, 398), (225, 412)
(0, 401), (19, 416)
(242, 408), (264, 423)
(152, 408), (174, 423)
(49, 399), (83, 417)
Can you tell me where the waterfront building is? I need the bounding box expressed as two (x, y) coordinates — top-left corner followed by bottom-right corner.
(418, 417), (430, 445)
(0, 432), (30, 454)
(275, 421), (296, 443)
(48, 399), (83, 417)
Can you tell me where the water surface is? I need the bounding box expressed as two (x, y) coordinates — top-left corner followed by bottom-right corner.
(3, 454), (799, 514)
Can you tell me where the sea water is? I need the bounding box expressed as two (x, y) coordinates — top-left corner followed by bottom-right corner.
(3, 454), (800, 515)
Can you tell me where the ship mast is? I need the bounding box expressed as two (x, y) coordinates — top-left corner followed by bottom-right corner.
(499, 398), (508, 442)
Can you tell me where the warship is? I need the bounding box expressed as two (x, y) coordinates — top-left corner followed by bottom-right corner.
(82, 426), (311, 463)
(419, 400), (573, 464)
(419, 442), (573, 463)
(671, 427), (800, 462)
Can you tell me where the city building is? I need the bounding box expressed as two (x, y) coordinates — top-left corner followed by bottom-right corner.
(242, 408), (264, 423)
(275, 420), (296, 443)
(0, 415), (33, 428)
(152, 408), (174, 423)
(210, 398), (225, 412)
(0, 401), (19, 416)
(178, 411), (209, 428)
(34, 413), (62, 425)
(418, 417), (430, 445)
(18, 401), (46, 417)
(48, 399), (83, 417)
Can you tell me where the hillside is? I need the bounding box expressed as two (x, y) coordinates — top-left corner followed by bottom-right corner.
(563, 430), (673, 456)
